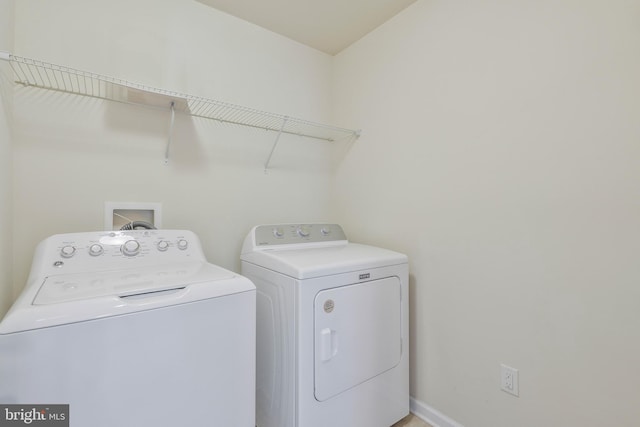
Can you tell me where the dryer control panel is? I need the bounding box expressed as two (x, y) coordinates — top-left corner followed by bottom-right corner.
(253, 224), (347, 247)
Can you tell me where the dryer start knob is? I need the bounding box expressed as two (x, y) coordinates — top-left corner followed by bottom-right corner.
(177, 239), (189, 250)
(297, 226), (311, 238)
(121, 239), (141, 257)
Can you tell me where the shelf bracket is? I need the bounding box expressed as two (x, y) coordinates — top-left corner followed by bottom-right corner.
(164, 101), (175, 165)
(264, 116), (288, 173)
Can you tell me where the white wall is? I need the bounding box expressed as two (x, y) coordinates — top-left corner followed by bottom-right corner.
(0, 0), (15, 317)
(11, 0), (336, 288)
(332, 1), (640, 426)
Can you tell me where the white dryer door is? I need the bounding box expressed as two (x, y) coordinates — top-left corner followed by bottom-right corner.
(314, 277), (402, 401)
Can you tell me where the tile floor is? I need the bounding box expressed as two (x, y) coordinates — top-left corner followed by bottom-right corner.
(391, 413), (433, 427)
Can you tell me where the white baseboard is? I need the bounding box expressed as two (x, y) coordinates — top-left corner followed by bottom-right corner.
(410, 397), (466, 427)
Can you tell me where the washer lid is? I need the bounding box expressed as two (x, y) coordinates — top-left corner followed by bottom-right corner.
(0, 262), (255, 334)
(241, 243), (407, 279)
(33, 261), (235, 305)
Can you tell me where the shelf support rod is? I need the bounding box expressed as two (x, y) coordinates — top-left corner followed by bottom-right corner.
(264, 116), (288, 173)
(165, 101), (175, 165)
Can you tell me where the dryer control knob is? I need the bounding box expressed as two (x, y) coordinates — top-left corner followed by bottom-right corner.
(60, 245), (76, 258)
(177, 239), (189, 250)
(121, 240), (141, 257)
(273, 227), (284, 238)
(297, 226), (311, 238)
(320, 227), (331, 236)
(157, 240), (170, 252)
(88, 244), (104, 256)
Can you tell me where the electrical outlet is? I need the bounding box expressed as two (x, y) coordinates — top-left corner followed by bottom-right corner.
(500, 364), (519, 397)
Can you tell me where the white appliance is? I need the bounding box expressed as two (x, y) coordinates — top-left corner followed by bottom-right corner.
(0, 230), (256, 427)
(240, 223), (409, 427)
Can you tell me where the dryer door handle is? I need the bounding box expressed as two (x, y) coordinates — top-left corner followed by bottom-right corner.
(320, 328), (338, 362)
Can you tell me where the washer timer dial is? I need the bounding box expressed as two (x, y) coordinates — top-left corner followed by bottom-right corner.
(121, 240), (141, 257)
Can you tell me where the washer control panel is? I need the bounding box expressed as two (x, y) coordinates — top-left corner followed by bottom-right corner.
(254, 224), (347, 247)
(40, 230), (202, 274)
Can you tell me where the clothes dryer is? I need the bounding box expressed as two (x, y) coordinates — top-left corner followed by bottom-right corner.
(0, 230), (256, 427)
(241, 223), (409, 427)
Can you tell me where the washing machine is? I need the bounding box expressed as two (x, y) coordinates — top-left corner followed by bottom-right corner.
(241, 223), (409, 427)
(0, 230), (256, 427)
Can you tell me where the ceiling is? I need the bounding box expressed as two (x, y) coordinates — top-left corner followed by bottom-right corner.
(196, 0), (417, 55)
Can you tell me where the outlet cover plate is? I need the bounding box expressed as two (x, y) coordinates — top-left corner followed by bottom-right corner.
(501, 364), (519, 397)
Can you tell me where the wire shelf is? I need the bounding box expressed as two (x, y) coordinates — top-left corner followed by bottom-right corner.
(0, 51), (360, 143)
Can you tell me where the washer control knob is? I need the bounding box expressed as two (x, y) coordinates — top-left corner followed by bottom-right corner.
(88, 244), (104, 256)
(297, 226), (311, 238)
(177, 239), (189, 250)
(60, 245), (76, 258)
(157, 240), (170, 252)
(121, 240), (141, 257)
(320, 227), (331, 236)
(273, 227), (284, 238)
